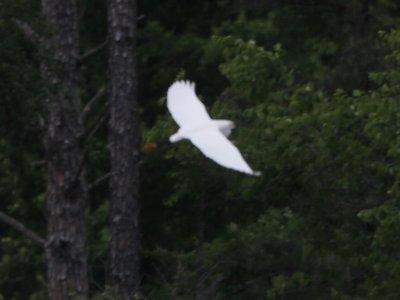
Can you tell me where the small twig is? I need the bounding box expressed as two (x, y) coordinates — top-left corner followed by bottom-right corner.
(72, 148), (88, 188)
(31, 160), (46, 168)
(88, 173), (111, 190)
(80, 86), (107, 122)
(73, 103), (110, 184)
(0, 210), (45, 247)
(36, 113), (45, 129)
(13, 19), (44, 45)
(79, 40), (107, 62)
(152, 263), (177, 297)
(84, 101), (110, 141)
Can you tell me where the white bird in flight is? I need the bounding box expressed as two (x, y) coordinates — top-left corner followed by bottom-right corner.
(167, 80), (260, 176)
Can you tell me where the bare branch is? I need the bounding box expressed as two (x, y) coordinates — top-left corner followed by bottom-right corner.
(0, 210), (45, 247)
(72, 148), (88, 188)
(88, 173), (112, 191)
(152, 263), (177, 297)
(73, 103), (110, 184)
(32, 160), (46, 169)
(36, 112), (45, 130)
(80, 86), (107, 122)
(13, 19), (44, 45)
(80, 40), (107, 62)
(84, 101), (110, 141)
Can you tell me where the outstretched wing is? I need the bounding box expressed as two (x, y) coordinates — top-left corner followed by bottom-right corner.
(167, 81), (211, 127)
(188, 128), (259, 176)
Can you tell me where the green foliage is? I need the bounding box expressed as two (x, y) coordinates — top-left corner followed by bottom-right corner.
(0, 1), (46, 298)
(3, 0), (400, 299)
(141, 19), (400, 300)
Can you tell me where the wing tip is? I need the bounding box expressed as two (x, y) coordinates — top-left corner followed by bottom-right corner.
(241, 169), (261, 176)
(169, 80), (195, 92)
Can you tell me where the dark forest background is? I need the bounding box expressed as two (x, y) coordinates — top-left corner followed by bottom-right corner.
(1, 0), (400, 299)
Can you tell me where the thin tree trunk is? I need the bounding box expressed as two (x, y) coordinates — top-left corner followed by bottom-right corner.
(107, 0), (140, 298)
(41, 0), (88, 299)
(350, 0), (371, 90)
(196, 197), (206, 300)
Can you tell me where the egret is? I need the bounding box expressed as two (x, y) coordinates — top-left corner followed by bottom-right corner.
(167, 80), (260, 176)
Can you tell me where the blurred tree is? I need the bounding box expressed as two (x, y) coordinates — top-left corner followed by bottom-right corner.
(40, 0), (89, 298)
(108, 0), (140, 298)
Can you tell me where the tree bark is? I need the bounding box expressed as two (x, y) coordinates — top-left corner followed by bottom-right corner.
(41, 0), (88, 299)
(107, 0), (140, 298)
(196, 197), (206, 300)
(350, 0), (371, 90)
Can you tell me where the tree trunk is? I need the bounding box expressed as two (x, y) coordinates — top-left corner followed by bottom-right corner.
(350, 0), (371, 90)
(107, 0), (140, 298)
(41, 0), (88, 299)
(196, 197), (206, 300)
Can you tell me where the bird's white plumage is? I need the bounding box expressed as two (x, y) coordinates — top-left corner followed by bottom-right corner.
(167, 81), (211, 127)
(167, 80), (260, 176)
(188, 128), (255, 175)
